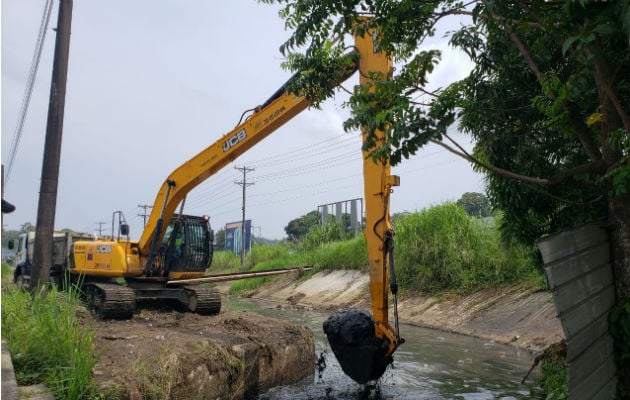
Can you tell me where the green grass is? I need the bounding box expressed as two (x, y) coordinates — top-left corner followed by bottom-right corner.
(394, 203), (539, 293)
(226, 203), (540, 295)
(531, 354), (568, 399)
(1, 264), (101, 399)
(228, 235), (368, 294)
(210, 250), (241, 272)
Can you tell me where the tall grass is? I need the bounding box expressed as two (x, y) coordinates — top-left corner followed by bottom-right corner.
(1, 264), (100, 399)
(297, 221), (353, 251)
(227, 203), (539, 295)
(210, 250), (241, 272)
(394, 203), (537, 293)
(229, 229), (366, 293)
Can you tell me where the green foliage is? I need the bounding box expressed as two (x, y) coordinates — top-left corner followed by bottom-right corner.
(610, 298), (630, 398)
(394, 203), (537, 293)
(230, 202), (538, 295)
(1, 280), (100, 399)
(532, 356), (568, 400)
(309, 234), (368, 271)
(456, 192), (491, 218)
(298, 220), (353, 251)
(284, 210), (320, 241)
(209, 250), (241, 272)
(229, 236), (368, 294)
(214, 228), (226, 249)
(261, 0), (630, 300)
(247, 243), (290, 268)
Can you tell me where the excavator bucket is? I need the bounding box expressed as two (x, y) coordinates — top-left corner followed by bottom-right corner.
(323, 308), (392, 384)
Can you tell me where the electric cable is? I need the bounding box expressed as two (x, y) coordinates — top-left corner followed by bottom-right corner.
(4, 0), (55, 186)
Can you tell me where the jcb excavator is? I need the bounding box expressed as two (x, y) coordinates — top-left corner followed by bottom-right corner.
(69, 24), (402, 383)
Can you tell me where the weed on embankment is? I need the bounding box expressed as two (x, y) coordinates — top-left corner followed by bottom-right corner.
(1, 263), (101, 399)
(228, 203), (541, 295)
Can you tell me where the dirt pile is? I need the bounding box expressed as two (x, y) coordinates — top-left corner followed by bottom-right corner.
(88, 307), (315, 399)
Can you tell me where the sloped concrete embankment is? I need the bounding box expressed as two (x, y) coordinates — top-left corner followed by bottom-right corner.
(247, 270), (565, 352)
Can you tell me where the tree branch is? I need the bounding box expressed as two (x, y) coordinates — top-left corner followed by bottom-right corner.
(593, 56), (630, 133)
(430, 134), (602, 186)
(501, 21), (544, 82)
(566, 102), (604, 163)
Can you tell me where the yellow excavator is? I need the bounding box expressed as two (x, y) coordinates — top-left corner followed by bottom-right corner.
(69, 24), (402, 383)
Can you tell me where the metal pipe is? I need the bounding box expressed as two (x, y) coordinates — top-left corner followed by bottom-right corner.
(166, 266), (312, 284)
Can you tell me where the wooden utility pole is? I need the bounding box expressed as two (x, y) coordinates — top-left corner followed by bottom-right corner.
(235, 166), (254, 270)
(30, 0), (73, 291)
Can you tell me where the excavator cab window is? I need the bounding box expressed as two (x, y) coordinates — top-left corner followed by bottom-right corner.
(160, 215), (211, 274)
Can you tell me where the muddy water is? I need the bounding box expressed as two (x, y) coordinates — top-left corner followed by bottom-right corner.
(225, 298), (539, 400)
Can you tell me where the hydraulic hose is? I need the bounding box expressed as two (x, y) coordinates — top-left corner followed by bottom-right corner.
(385, 230), (400, 341)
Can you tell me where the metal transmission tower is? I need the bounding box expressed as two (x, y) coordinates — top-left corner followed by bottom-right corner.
(234, 166), (254, 269)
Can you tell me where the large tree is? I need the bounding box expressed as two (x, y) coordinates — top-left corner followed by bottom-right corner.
(284, 210), (321, 240)
(262, 0), (630, 299)
(456, 192), (491, 218)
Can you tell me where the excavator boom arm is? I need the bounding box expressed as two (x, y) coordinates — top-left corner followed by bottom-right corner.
(355, 29), (402, 356)
(138, 59), (358, 257)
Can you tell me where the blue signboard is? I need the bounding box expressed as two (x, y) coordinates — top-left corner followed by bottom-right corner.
(225, 220), (252, 254)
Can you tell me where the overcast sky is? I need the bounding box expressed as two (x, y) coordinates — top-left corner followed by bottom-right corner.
(2, 1), (484, 240)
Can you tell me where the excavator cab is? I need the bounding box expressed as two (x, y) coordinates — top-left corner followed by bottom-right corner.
(158, 214), (213, 276)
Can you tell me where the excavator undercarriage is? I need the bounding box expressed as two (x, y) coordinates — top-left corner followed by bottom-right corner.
(81, 280), (222, 320)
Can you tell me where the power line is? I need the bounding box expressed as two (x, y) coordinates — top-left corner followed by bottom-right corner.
(4, 0), (55, 186)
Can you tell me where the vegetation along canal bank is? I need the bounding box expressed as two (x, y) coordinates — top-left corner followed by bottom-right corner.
(242, 270), (564, 353)
(3, 203), (568, 398)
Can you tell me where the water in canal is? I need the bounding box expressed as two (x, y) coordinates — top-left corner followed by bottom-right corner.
(225, 297), (539, 400)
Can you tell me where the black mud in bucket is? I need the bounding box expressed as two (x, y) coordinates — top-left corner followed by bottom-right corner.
(323, 308), (392, 384)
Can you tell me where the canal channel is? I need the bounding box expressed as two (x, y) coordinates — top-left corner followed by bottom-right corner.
(224, 297), (540, 400)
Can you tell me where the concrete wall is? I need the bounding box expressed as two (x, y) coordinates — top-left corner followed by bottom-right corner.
(538, 223), (617, 400)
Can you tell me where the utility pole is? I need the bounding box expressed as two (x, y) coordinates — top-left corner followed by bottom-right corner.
(234, 166), (254, 270)
(95, 221), (106, 236)
(137, 204), (152, 227)
(30, 0), (73, 292)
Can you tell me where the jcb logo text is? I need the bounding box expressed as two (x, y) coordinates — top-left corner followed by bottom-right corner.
(223, 129), (247, 152)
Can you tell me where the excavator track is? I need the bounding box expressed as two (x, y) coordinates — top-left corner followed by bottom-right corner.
(85, 283), (136, 319)
(184, 285), (221, 315)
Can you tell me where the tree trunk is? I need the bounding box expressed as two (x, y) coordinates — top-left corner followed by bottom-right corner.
(609, 194), (630, 299)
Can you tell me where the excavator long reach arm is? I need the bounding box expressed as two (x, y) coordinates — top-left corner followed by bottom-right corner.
(322, 27), (403, 384)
